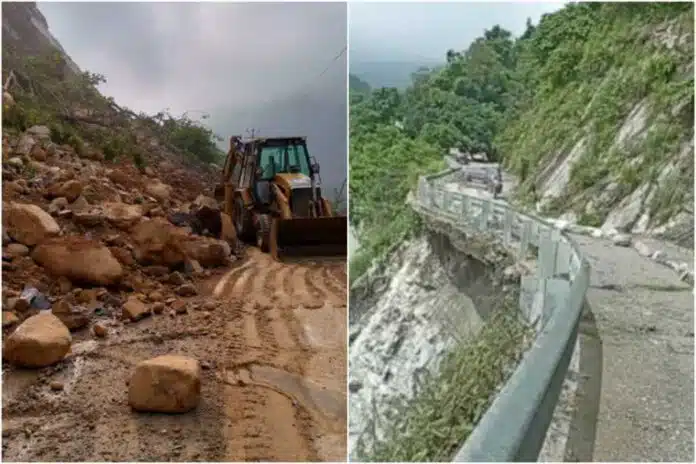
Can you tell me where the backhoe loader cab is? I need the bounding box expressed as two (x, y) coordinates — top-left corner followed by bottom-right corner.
(218, 136), (346, 260)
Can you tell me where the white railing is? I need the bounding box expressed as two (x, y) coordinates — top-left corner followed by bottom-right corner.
(412, 169), (591, 462)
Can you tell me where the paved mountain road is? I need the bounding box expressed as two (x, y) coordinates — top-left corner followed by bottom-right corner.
(442, 162), (693, 461)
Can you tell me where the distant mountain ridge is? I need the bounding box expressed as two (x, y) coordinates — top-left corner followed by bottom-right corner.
(350, 59), (442, 89)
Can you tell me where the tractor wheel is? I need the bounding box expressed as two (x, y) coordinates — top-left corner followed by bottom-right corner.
(256, 214), (272, 252)
(234, 196), (254, 242)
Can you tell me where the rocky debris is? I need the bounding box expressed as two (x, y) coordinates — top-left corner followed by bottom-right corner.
(32, 237), (123, 286)
(176, 283), (197, 297)
(92, 322), (108, 338)
(145, 180), (173, 202)
(4, 202), (61, 246)
(3, 312), (72, 367)
(51, 299), (90, 331)
(130, 218), (188, 267)
(122, 297), (150, 322)
(182, 238), (230, 268)
(2, 311), (19, 328)
(26, 125), (51, 140)
(5, 243), (30, 258)
(128, 355), (202, 413)
(45, 180), (83, 202)
(612, 233), (632, 247)
(184, 257), (203, 275)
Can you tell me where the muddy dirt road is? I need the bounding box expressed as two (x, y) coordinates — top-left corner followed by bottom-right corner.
(1, 249), (347, 462)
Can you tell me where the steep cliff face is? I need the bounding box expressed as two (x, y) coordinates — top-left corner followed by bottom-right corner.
(500, 5), (694, 247)
(2, 2), (80, 76)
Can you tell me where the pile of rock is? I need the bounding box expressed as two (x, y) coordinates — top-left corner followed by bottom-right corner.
(1, 124), (234, 415)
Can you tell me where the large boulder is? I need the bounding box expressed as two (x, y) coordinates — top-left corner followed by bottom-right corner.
(103, 202), (144, 229)
(130, 218), (188, 267)
(3, 312), (72, 367)
(128, 355), (201, 413)
(32, 237), (123, 285)
(4, 202), (61, 246)
(182, 238), (229, 268)
(145, 180), (173, 202)
(45, 180), (83, 203)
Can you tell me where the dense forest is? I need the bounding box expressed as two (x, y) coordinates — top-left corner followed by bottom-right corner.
(350, 2), (694, 276)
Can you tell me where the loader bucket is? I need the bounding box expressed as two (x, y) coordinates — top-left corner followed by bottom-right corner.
(270, 216), (347, 261)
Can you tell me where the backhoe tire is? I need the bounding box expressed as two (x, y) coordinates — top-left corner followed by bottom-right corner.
(234, 196), (254, 242)
(256, 214), (272, 253)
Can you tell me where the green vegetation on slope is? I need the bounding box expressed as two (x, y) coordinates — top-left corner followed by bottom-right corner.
(355, 298), (529, 462)
(499, 2), (694, 224)
(350, 1), (694, 459)
(351, 2), (693, 275)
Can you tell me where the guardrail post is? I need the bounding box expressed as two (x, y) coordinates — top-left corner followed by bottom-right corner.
(519, 220), (532, 261)
(543, 278), (571, 329)
(460, 194), (470, 224)
(418, 177), (427, 204)
(538, 228), (555, 279)
(503, 209), (514, 246)
(555, 241), (571, 276)
(479, 198), (492, 231)
(443, 190), (456, 217)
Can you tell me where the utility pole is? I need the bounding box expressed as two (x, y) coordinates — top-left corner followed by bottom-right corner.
(245, 128), (259, 140)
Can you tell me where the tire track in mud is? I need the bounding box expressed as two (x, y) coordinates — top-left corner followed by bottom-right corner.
(218, 251), (325, 461)
(1, 250), (346, 462)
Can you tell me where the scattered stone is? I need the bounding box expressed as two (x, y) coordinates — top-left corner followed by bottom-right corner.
(4, 202), (61, 246)
(122, 298), (150, 322)
(184, 258), (203, 275)
(15, 134), (36, 156)
(168, 271), (187, 286)
(612, 233), (632, 247)
(152, 302), (165, 314)
(176, 283), (197, 297)
(32, 237), (123, 286)
(48, 197), (69, 215)
(103, 202), (144, 229)
(148, 291), (164, 302)
(93, 323), (108, 338)
(145, 180), (173, 202)
(5, 243), (30, 258)
(46, 180), (83, 203)
(30, 144), (47, 162)
(143, 265), (169, 277)
(171, 300), (189, 314)
(633, 241), (653, 257)
(202, 300), (218, 311)
(52, 300), (90, 331)
(128, 355), (201, 413)
(26, 125), (51, 140)
(7, 157), (24, 168)
(2, 312), (72, 367)
(49, 381), (64, 391)
(2, 311), (19, 328)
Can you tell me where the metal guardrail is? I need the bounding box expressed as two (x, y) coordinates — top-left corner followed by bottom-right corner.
(413, 170), (591, 462)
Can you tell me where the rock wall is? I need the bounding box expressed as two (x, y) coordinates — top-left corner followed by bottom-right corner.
(2, 2), (80, 76)
(348, 220), (520, 458)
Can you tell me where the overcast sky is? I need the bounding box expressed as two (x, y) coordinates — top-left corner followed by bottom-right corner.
(38, 1), (347, 116)
(349, 1), (565, 62)
(36, 1), (347, 191)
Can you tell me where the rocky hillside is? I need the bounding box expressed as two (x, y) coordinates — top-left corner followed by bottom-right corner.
(1, 2), (236, 345)
(350, 3), (694, 281)
(498, 3), (694, 247)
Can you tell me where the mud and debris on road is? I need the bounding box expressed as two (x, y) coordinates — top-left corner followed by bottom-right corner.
(1, 126), (347, 462)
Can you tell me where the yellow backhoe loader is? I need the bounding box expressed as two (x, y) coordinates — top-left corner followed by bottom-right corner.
(215, 135), (347, 260)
